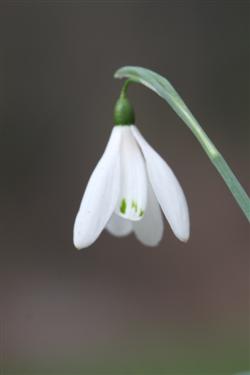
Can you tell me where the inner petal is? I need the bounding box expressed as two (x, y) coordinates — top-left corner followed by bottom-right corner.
(115, 127), (147, 221)
(133, 177), (164, 247)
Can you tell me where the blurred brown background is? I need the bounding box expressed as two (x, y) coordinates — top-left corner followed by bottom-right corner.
(1, 1), (249, 374)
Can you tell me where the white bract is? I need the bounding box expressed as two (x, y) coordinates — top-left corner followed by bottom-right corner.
(73, 125), (190, 249)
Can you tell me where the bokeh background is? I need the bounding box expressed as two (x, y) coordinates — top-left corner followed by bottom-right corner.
(1, 1), (249, 374)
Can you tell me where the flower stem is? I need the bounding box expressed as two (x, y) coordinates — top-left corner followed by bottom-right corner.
(120, 79), (133, 97)
(114, 66), (250, 221)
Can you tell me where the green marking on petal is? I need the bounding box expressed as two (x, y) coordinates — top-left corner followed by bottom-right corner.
(139, 209), (144, 217)
(120, 198), (127, 214)
(131, 200), (138, 212)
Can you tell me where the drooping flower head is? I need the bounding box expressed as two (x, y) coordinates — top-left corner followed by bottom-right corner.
(73, 86), (190, 249)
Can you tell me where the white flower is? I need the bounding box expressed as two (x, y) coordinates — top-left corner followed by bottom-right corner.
(73, 125), (190, 249)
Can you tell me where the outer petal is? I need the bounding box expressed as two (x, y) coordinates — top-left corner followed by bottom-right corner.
(133, 179), (164, 247)
(106, 213), (133, 237)
(131, 126), (190, 242)
(115, 126), (147, 221)
(73, 127), (121, 249)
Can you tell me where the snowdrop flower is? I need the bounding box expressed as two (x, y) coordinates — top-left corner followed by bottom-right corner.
(73, 92), (189, 249)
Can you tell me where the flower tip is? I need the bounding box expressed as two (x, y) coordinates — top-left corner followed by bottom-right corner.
(73, 231), (90, 250)
(73, 232), (95, 249)
(73, 239), (92, 250)
(73, 237), (83, 250)
(177, 229), (190, 243)
(173, 220), (190, 243)
(147, 239), (162, 247)
(180, 234), (190, 243)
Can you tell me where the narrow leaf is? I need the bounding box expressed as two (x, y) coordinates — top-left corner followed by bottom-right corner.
(114, 66), (250, 221)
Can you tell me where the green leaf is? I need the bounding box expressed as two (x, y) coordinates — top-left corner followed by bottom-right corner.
(114, 66), (250, 221)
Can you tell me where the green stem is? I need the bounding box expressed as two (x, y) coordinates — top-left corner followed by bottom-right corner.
(114, 66), (250, 221)
(120, 79), (133, 97)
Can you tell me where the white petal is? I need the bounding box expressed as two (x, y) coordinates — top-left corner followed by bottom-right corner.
(115, 126), (147, 221)
(133, 179), (164, 247)
(73, 127), (121, 249)
(131, 126), (190, 242)
(106, 213), (133, 237)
